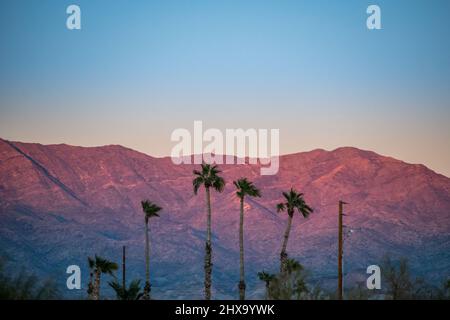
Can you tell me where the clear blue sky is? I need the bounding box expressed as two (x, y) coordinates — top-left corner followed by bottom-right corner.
(1, 0), (449, 176)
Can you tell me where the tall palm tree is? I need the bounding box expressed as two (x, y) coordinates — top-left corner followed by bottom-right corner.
(234, 178), (261, 300)
(258, 271), (276, 300)
(193, 163), (225, 300)
(141, 200), (162, 300)
(276, 188), (313, 273)
(87, 255), (118, 300)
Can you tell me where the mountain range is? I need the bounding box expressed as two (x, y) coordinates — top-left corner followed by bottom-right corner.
(0, 138), (449, 299)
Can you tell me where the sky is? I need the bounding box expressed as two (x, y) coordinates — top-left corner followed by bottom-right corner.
(0, 0), (449, 176)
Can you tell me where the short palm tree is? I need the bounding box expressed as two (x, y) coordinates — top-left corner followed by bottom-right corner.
(141, 200), (162, 300)
(258, 271), (276, 300)
(276, 188), (313, 273)
(234, 178), (261, 300)
(108, 245), (143, 300)
(108, 279), (143, 300)
(87, 255), (118, 300)
(193, 163), (225, 300)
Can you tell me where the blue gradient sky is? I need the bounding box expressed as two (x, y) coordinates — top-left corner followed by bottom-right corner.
(1, 0), (449, 176)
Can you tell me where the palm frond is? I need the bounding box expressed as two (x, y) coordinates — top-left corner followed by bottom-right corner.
(88, 257), (95, 270)
(212, 176), (225, 192)
(193, 176), (204, 195)
(94, 255), (118, 275)
(234, 178), (260, 199)
(109, 279), (143, 300)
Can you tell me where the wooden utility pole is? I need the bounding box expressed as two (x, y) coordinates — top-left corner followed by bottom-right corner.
(122, 246), (126, 291)
(338, 200), (346, 300)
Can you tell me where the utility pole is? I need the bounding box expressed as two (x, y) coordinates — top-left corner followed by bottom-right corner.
(122, 245), (126, 291)
(338, 200), (347, 300)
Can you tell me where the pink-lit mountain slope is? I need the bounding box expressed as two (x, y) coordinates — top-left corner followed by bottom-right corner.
(0, 138), (449, 298)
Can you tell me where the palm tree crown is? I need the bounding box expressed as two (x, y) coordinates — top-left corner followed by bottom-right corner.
(258, 271), (276, 300)
(193, 164), (225, 194)
(88, 255), (118, 275)
(258, 271), (276, 283)
(234, 178), (261, 199)
(108, 279), (143, 300)
(276, 188), (313, 218)
(141, 200), (162, 223)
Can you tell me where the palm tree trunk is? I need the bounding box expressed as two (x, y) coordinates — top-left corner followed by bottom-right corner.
(280, 212), (293, 273)
(265, 281), (270, 300)
(88, 272), (94, 300)
(122, 246), (126, 293)
(143, 220), (151, 300)
(93, 269), (101, 300)
(238, 196), (246, 300)
(205, 187), (212, 300)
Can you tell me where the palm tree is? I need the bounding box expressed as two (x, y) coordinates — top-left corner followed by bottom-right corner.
(234, 178), (261, 300)
(87, 257), (95, 299)
(108, 245), (144, 300)
(108, 279), (143, 300)
(258, 271), (276, 300)
(87, 255), (118, 300)
(276, 188), (313, 273)
(193, 163), (225, 300)
(141, 200), (162, 300)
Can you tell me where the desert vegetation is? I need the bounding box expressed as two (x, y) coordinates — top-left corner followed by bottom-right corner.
(0, 259), (58, 299)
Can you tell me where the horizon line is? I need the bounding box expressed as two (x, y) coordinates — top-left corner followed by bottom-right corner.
(2, 137), (447, 179)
